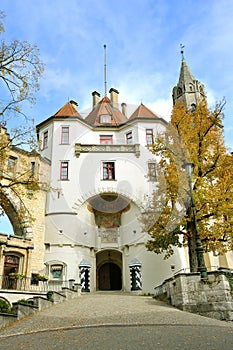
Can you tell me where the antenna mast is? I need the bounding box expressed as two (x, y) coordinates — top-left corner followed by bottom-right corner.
(104, 44), (107, 96)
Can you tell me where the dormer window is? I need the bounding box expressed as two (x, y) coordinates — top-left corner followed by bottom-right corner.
(100, 114), (111, 123)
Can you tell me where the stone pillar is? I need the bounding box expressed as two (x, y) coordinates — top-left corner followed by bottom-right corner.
(79, 259), (91, 292)
(129, 258), (142, 291)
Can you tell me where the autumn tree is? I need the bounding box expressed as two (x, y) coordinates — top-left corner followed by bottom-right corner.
(0, 11), (44, 227)
(142, 100), (233, 272)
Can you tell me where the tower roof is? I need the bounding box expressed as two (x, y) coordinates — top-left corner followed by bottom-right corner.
(85, 96), (127, 126)
(128, 103), (159, 121)
(178, 57), (196, 86)
(172, 52), (206, 109)
(53, 100), (82, 118)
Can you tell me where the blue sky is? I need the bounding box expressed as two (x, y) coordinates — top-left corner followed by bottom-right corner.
(0, 0), (233, 233)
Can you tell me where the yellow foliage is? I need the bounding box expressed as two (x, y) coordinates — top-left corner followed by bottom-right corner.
(142, 100), (233, 267)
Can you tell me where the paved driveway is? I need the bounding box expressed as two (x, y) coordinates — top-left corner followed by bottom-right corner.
(0, 292), (233, 349)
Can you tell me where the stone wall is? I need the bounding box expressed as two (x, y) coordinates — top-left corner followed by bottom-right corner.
(0, 127), (50, 277)
(155, 271), (233, 321)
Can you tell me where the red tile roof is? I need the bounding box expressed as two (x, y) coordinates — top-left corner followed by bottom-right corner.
(128, 103), (159, 121)
(85, 96), (127, 126)
(54, 100), (82, 118)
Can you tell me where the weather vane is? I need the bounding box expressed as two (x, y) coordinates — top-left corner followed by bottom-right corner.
(180, 44), (185, 59)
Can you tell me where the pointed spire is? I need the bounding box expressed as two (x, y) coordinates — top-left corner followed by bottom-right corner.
(178, 50), (195, 85)
(172, 47), (206, 109)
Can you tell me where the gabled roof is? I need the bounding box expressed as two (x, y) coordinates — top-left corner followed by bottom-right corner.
(85, 96), (127, 126)
(128, 103), (159, 121)
(54, 100), (82, 118)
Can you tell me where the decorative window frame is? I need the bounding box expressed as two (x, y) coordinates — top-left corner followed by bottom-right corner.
(45, 261), (67, 281)
(7, 156), (17, 177)
(60, 161), (69, 181)
(146, 129), (153, 146)
(102, 161), (116, 181)
(147, 162), (157, 181)
(126, 131), (133, 144)
(43, 130), (48, 149)
(60, 126), (70, 145)
(100, 135), (113, 145)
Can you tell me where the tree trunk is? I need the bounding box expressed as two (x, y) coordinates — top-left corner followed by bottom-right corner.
(187, 222), (198, 272)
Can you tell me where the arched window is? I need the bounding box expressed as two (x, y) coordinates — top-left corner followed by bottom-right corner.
(177, 87), (182, 96)
(191, 103), (196, 112)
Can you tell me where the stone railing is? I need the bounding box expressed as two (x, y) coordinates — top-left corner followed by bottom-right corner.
(75, 143), (140, 158)
(154, 282), (167, 298)
(154, 271), (233, 321)
(0, 286), (81, 329)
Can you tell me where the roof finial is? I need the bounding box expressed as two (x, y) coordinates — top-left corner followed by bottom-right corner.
(180, 43), (185, 60)
(104, 44), (107, 96)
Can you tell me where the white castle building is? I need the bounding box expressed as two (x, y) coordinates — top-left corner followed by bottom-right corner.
(36, 56), (233, 293)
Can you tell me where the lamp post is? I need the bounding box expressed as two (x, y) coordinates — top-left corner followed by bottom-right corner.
(184, 162), (208, 280)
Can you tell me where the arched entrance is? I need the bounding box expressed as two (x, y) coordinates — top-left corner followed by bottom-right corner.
(99, 263), (121, 290)
(96, 250), (122, 291)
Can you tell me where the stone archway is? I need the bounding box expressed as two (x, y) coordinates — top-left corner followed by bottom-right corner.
(0, 189), (32, 237)
(96, 250), (122, 291)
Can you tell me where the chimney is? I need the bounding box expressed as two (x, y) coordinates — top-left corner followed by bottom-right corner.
(121, 102), (127, 117)
(70, 100), (78, 111)
(109, 88), (119, 108)
(92, 91), (101, 107)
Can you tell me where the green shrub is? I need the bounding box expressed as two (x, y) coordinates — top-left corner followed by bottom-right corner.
(224, 272), (233, 292)
(0, 298), (12, 314)
(47, 291), (54, 302)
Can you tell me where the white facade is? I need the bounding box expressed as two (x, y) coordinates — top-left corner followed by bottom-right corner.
(36, 92), (188, 293)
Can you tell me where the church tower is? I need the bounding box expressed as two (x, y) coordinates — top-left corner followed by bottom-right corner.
(172, 48), (206, 111)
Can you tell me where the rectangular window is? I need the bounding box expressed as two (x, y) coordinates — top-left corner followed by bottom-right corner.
(148, 162), (157, 181)
(31, 161), (35, 176)
(61, 126), (69, 144)
(60, 161), (69, 180)
(43, 130), (48, 149)
(7, 157), (17, 176)
(102, 161), (115, 180)
(126, 131), (133, 144)
(146, 129), (153, 146)
(100, 135), (113, 145)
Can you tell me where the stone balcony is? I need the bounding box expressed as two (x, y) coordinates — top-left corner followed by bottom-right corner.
(75, 143), (140, 158)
